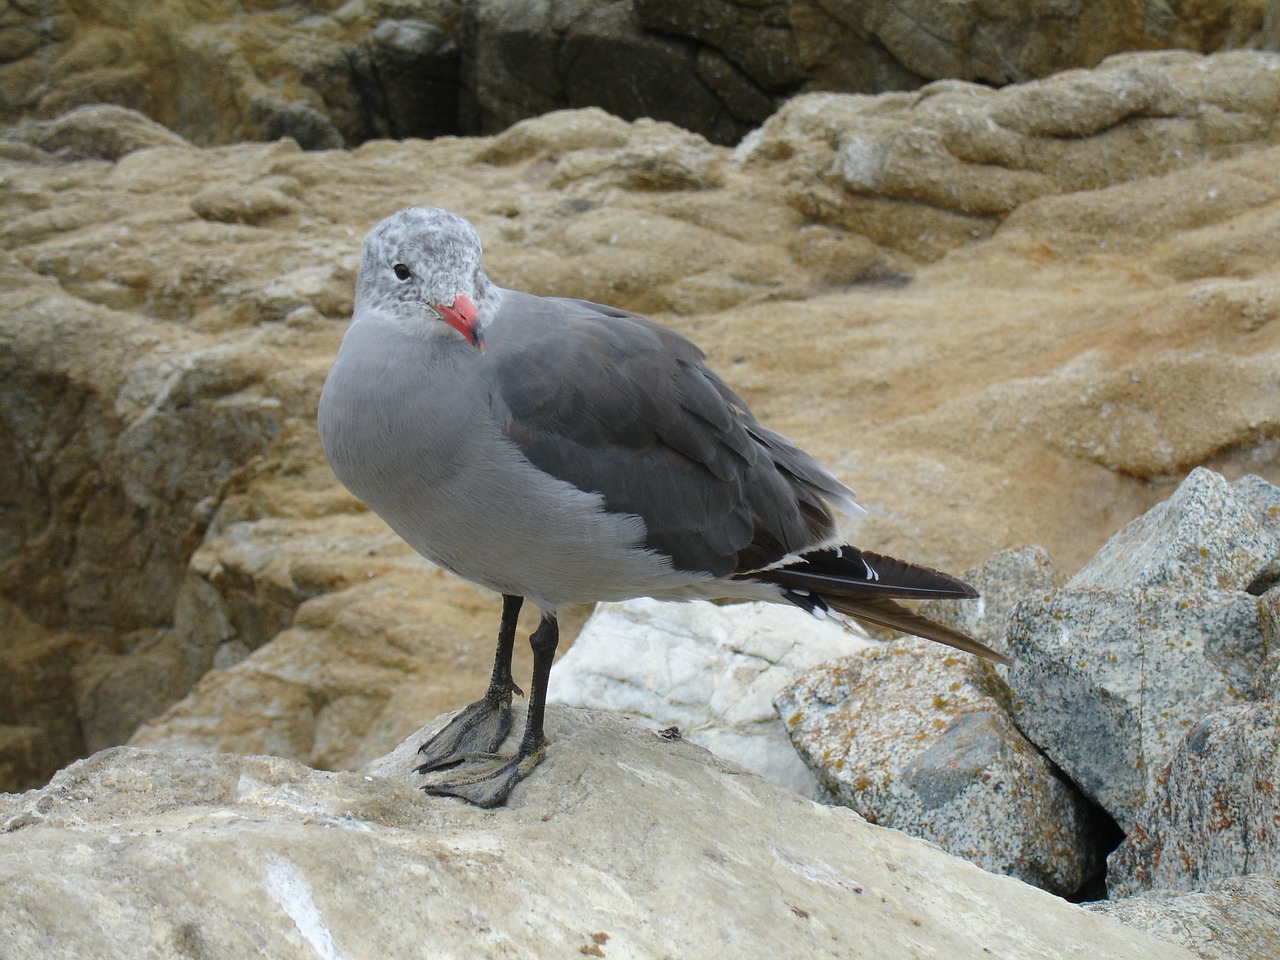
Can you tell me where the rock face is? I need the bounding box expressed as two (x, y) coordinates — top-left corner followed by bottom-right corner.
(1, 0), (1270, 148)
(2, 50), (1280, 801)
(547, 598), (868, 800)
(1005, 470), (1278, 831)
(776, 640), (1103, 897)
(1107, 702), (1280, 898)
(1087, 875), (1280, 960)
(0, 707), (1195, 960)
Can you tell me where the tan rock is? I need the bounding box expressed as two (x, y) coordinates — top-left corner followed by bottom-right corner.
(0, 709), (1197, 960)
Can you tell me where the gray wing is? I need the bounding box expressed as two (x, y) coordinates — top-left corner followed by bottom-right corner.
(486, 291), (853, 577)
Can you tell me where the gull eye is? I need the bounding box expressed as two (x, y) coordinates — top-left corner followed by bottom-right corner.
(392, 263), (412, 281)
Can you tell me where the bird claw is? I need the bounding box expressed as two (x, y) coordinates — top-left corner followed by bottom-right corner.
(418, 748), (546, 808)
(415, 697), (512, 772)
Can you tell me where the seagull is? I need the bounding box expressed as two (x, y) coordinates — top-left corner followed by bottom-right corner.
(318, 207), (1006, 807)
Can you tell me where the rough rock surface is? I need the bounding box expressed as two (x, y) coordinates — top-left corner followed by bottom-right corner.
(776, 639), (1103, 896)
(0, 707), (1195, 960)
(1, 0), (1270, 148)
(547, 598), (868, 800)
(1087, 875), (1280, 960)
(1070, 468), (1280, 594)
(1005, 469), (1276, 830)
(2, 50), (1279, 792)
(1107, 703), (1280, 899)
(1008, 588), (1266, 833)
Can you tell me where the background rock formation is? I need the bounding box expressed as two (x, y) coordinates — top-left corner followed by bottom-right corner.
(1, 0), (1276, 147)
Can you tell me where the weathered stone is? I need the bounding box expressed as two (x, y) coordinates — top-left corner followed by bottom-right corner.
(1006, 588), (1267, 830)
(777, 639), (1103, 896)
(0, 708), (1196, 960)
(737, 52), (1280, 257)
(1107, 703), (1280, 898)
(1070, 467), (1280, 594)
(461, 0), (755, 145)
(0, 103), (191, 160)
(1234, 474), (1280, 594)
(1087, 875), (1280, 960)
(548, 599), (866, 800)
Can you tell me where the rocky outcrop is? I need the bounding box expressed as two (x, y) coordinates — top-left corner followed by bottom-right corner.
(0, 0), (1273, 149)
(1107, 702), (1280, 898)
(0, 707), (1195, 960)
(1006, 470), (1278, 831)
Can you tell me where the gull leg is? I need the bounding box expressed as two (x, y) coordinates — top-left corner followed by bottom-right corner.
(420, 612), (559, 808)
(415, 594), (523, 771)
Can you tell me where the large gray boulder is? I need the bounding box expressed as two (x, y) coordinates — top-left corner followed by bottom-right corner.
(0, 706), (1194, 960)
(1005, 469), (1278, 830)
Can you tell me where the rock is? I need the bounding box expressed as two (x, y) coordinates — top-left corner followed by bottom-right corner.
(461, 0), (756, 145)
(1254, 589), (1280, 699)
(1106, 703), (1280, 898)
(0, 707), (1196, 960)
(1006, 588), (1266, 831)
(1087, 875), (1280, 960)
(739, 51), (1280, 259)
(547, 599), (867, 800)
(1234, 474), (1280, 594)
(0, 104), (191, 161)
(1069, 467), (1280, 594)
(1, 0), (1272, 150)
(777, 639), (1104, 895)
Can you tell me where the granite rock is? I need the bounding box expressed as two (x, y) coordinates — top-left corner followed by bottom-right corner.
(776, 639), (1103, 896)
(1107, 703), (1280, 898)
(1006, 587), (1266, 831)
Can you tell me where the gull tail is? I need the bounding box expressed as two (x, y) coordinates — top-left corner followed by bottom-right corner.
(746, 547), (1010, 665)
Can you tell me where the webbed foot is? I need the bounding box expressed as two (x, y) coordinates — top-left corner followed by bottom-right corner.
(415, 697), (513, 772)
(418, 747), (546, 808)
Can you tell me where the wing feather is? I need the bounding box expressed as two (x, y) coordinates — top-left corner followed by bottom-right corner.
(487, 292), (851, 576)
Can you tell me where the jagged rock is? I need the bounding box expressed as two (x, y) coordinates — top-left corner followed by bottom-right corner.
(2, 1), (1270, 151)
(0, 708), (1195, 960)
(0, 103), (191, 161)
(1106, 703), (1280, 898)
(738, 51), (1280, 258)
(1005, 468), (1275, 830)
(1086, 875), (1280, 960)
(1069, 468), (1280, 594)
(547, 599), (866, 800)
(1007, 588), (1266, 831)
(776, 638), (1103, 896)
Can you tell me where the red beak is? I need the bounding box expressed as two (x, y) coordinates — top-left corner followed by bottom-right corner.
(435, 294), (483, 351)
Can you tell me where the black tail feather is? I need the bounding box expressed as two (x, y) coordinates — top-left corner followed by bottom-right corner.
(746, 546), (1009, 665)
